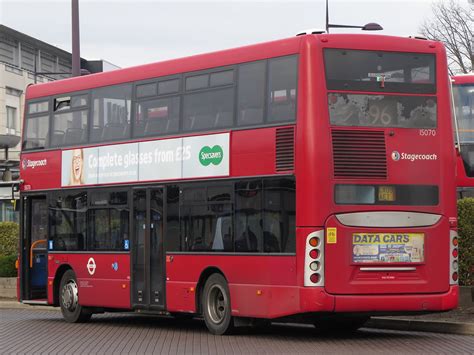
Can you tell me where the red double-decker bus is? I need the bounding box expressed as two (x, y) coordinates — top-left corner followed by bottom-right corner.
(452, 74), (474, 198)
(19, 33), (458, 335)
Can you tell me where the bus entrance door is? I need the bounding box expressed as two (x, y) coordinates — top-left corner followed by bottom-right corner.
(132, 188), (165, 310)
(21, 195), (48, 301)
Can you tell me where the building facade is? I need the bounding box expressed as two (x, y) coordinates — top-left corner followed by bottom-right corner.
(0, 25), (118, 222)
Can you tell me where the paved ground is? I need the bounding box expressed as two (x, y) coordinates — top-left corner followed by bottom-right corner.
(1, 308), (473, 354)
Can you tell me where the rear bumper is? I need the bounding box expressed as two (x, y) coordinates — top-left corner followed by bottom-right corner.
(300, 285), (459, 314)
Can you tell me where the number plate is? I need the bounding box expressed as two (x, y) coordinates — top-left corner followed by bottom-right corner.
(378, 186), (395, 202)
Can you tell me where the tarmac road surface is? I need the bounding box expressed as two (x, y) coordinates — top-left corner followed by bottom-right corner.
(1, 309), (473, 354)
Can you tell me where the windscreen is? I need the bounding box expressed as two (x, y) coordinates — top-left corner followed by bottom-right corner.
(324, 49), (436, 94)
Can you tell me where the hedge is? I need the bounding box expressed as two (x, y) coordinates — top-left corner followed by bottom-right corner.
(0, 255), (17, 277)
(457, 198), (474, 286)
(0, 222), (19, 257)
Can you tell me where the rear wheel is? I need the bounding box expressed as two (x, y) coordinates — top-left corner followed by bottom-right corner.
(202, 273), (234, 335)
(59, 270), (91, 323)
(314, 315), (369, 333)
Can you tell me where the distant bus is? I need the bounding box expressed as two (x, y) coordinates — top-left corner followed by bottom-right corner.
(452, 74), (474, 198)
(19, 33), (458, 335)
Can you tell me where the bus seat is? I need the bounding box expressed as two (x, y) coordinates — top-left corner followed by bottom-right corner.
(215, 111), (233, 128)
(239, 108), (263, 125)
(193, 114), (215, 130)
(145, 118), (167, 135)
(64, 128), (84, 145)
(270, 104), (294, 122)
(102, 123), (125, 140)
(50, 130), (65, 146)
(90, 126), (103, 142)
(134, 121), (146, 137)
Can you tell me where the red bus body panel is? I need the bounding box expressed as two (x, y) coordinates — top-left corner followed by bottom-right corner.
(48, 253), (130, 309)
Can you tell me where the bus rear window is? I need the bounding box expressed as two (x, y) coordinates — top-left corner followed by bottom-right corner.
(328, 93), (437, 128)
(324, 49), (436, 94)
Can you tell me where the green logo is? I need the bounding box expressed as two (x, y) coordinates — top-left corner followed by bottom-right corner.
(199, 145), (223, 166)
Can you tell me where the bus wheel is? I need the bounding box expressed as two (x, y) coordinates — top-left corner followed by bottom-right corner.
(202, 273), (234, 335)
(314, 315), (369, 334)
(59, 270), (91, 323)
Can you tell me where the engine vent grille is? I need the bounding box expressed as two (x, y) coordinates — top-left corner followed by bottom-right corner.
(332, 129), (387, 179)
(276, 127), (295, 172)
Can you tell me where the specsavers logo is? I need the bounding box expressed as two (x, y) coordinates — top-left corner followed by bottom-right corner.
(391, 151), (437, 162)
(199, 145), (223, 166)
(22, 159), (47, 170)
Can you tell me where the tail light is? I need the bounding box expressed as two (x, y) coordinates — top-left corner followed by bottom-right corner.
(304, 230), (324, 286)
(449, 230), (458, 285)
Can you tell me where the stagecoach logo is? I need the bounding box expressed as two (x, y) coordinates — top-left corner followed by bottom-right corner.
(87, 257), (96, 275)
(199, 145), (223, 166)
(391, 151), (438, 162)
(111, 262), (119, 272)
(22, 158), (47, 170)
(391, 151), (401, 161)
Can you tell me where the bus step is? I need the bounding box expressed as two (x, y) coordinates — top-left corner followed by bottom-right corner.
(22, 300), (49, 306)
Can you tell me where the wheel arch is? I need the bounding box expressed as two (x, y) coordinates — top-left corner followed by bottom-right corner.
(195, 266), (227, 314)
(53, 264), (73, 306)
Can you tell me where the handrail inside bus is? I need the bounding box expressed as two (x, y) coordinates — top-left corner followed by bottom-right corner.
(30, 239), (47, 268)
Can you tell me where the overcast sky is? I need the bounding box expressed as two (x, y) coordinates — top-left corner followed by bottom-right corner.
(0, 0), (467, 68)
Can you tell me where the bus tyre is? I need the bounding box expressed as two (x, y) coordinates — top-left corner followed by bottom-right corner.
(314, 315), (369, 334)
(202, 274), (234, 335)
(59, 270), (91, 323)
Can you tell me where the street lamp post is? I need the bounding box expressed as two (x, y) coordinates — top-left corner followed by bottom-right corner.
(71, 0), (81, 77)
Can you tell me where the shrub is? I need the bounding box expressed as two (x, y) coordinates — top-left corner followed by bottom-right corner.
(0, 254), (17, 277)
(457, 198), (474, 286)
(0, 222), (19, 256)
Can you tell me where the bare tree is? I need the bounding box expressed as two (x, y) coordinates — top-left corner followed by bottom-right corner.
(420, 0), (473, 75)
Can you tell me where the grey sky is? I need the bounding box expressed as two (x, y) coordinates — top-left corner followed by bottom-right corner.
(0, 0), (457, 68)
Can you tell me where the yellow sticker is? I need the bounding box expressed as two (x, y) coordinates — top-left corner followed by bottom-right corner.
(327, 227), (337, 244)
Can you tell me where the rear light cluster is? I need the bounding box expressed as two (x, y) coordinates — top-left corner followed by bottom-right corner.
(450, 230), (459, 285)
(304, 230), (324, 286)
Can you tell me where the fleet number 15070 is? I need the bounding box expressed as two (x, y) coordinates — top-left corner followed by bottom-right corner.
(419, 129), (436, 136)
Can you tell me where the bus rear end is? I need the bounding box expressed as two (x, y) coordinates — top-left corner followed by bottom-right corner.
(298, 35), (458, 316)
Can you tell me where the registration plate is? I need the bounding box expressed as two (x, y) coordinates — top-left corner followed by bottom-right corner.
(352, 232), (424, 263)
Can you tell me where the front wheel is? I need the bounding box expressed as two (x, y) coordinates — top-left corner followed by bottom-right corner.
(202, 273), (234, 335)
(59, 269), (91, 323)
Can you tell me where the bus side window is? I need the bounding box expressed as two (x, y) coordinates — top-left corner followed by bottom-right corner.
(237, 61), (265, 126)
(235, 180), (263, 252)
(268, 55), (298, 123)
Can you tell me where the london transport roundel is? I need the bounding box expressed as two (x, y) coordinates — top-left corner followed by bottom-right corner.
(87, 257), (96, 275)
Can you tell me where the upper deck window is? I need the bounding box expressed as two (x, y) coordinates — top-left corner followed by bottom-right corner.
(268, 56), (298, 122)
(91, 84), (132, 142)
(324, 49), (436, 94)
(453, 84), (474, 143)
(28, 100), (49, 114)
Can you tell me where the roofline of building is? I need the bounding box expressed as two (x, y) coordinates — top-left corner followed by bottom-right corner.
(0, 24), (79, 60)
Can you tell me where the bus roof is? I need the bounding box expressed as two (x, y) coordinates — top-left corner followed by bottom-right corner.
(26, 34), (442, 100)
(452, 74), (474, 85)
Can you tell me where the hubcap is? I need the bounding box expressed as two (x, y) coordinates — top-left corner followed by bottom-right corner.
(61, 279), (78, 312)
(207, 284), (227, 324)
